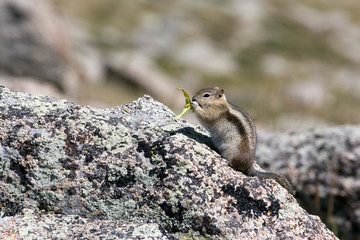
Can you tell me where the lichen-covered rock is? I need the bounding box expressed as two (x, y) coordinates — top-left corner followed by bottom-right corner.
(256, 127), (360, 237)
(0, 87), (337, 239)
(0, 208), (167, 239)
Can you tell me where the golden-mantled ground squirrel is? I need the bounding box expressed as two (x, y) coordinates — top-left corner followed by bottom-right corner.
(191, 87), (295, 195)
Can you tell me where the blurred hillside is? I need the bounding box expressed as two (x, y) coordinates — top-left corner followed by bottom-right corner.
(1, 0), (360, 130)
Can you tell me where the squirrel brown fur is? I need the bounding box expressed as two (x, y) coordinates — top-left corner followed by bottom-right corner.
(191, 87), (295, 195)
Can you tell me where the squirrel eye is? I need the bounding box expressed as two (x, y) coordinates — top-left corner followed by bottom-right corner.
(203, 93), (210, 98)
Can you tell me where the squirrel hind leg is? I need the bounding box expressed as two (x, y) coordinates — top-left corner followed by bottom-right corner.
(228, 152), (254, 172)
(245, 166), (296, 195)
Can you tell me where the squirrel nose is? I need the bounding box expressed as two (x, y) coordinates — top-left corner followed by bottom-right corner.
(191, 97), (196, 102)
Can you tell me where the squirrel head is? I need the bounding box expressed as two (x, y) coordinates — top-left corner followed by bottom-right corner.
(191, 87), (228, 117)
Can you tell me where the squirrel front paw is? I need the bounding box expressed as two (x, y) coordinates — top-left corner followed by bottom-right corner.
(191, 100), (200, 110)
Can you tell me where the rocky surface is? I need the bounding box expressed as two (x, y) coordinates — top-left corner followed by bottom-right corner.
(257, 126), (360, 238)
(0, 87), (337, 239)
(0, 208), (167, 239)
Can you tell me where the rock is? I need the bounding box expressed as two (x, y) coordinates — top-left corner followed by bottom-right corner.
(0, 87), (337, 239)
(0, 0), (80, 95)
(0, 209), (167, 239)
(256, 127), (360, 236)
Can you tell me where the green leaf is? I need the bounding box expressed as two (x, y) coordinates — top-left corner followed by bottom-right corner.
(177, 88), (191, 104)
(175, 88), (191, 119)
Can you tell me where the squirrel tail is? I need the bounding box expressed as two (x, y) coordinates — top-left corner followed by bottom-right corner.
(246, 166), (296, 195)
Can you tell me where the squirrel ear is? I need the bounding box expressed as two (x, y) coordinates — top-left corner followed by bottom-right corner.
(217, 89), (224, 98)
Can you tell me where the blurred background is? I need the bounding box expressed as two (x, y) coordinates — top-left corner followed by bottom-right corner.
(1, 0), (359, 131)
(0, 0), (359, 238)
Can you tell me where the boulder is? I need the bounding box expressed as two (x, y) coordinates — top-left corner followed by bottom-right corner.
(0, 87), (337, 239)
(257, 126), (360, 238)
